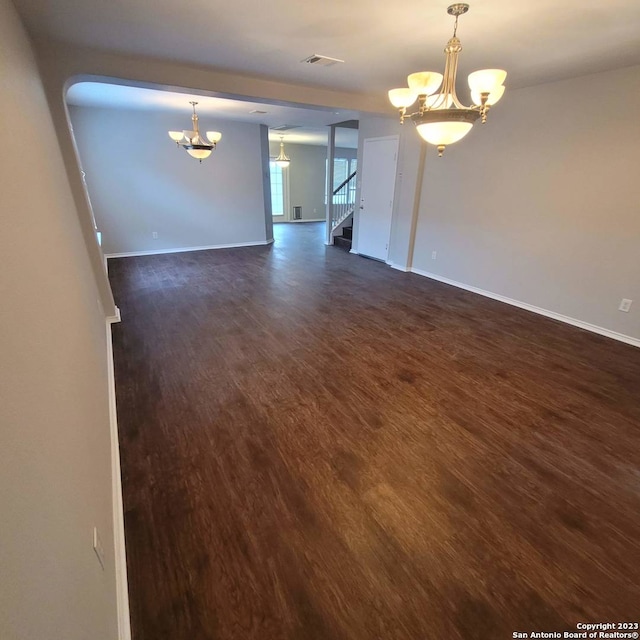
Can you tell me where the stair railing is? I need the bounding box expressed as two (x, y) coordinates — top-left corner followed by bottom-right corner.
(331, 170), (357, 229)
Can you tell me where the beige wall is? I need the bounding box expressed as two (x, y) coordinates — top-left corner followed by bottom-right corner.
(0, 1), (119, 638)
(70, 105), (268, 255)
(410, 65), (640, 341)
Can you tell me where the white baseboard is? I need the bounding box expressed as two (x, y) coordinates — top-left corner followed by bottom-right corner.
(387, 261), (410, 272)
(106, 306), (121, 323)
(106, 240), (269, 259)
(273, 218), (325, 224)
(105, 310), (132, 640)
(410, 268), (640, 348)
(349, 249), (358, 255)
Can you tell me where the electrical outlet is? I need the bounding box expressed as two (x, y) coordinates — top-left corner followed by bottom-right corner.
(152, 231), (158, 239)
(93, 527), (105, 570)
(431, 251), (437, 260)
(619, 298), (633, 313)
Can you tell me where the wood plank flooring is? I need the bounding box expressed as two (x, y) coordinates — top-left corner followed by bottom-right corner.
(109, 222), (640, 640)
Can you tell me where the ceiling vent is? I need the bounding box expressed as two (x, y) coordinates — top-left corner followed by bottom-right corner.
(302, 54), (344, 67)
(270, 125), (301, 132)
(249, 109), (267, 114)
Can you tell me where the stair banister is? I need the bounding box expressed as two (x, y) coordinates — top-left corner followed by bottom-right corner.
(331, 170), (357, 230)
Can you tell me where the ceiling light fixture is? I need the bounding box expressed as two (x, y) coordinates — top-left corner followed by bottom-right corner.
(274, 135), (291, 168)
(168, 101), (222, 162)
(388, 3), (506, 157)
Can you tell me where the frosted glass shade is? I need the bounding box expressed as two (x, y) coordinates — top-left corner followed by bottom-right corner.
(183, 130), (196, 141)
(168, 131), (184, 141)
(275, 160), (290, 168)
(415, 121), (473, 146)
(206, 131), (222, 143)
(407, 71), (443, 96)
(468, 69), (507, 94)
(471, 84), (505, 106)
(388, 88), (417, 109)
(187, 148), (212, 160)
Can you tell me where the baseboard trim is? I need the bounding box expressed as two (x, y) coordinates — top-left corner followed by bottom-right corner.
(106, 310), (132, 640)
(106, 240), (269, 259)
(410, 268), (640, 349)
(388, 261), (410, 272)
(349, 249), (358, 255)
(106, 306), (121, 323)
(273, 219), (325, 224)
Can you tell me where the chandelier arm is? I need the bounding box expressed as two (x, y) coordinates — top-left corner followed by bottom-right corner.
(446, 38), (468, 109)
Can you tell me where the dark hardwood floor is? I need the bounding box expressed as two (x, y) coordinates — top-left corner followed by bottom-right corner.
(109, 222), (640, 640)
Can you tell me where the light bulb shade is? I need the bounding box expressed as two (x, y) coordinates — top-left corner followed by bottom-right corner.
(275, 160), (290, 168)
(416, 121), (473, 146)
(407, 71), (443, 96)
(206, 131), (222, 143)
(168, 131), (184, 142)
(468, 69), (507, 94)
(186, 146), (213, 160)
(183, 130), (197, 141)
(471, 84), (505, 106)
(388, 88), (417, 109)
(412, 109), (480, 146)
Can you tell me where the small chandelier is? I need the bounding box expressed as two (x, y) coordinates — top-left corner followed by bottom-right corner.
(273, 136), (291, 168)
(388, 3), (506, 157)
(168, 101), (222, 162)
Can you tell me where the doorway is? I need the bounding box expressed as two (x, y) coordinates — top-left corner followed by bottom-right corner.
(357, 136), (399, 261)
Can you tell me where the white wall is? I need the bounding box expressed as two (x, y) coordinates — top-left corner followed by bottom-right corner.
(411, 65), (640, 342)
(0, 0), (119, 638)
(70, 105), (269, 255)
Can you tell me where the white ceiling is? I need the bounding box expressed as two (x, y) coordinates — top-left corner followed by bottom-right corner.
(66, 82), (360, 147)
(13, 0), (640, 94)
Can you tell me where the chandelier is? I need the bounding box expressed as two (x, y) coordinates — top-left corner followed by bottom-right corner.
(388, 3), (506, 157)
(168, 101), (222, 162)
(273, 135), (291, 168)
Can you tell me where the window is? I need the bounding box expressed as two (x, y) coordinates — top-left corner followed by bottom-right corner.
(269, 162), (284, 216)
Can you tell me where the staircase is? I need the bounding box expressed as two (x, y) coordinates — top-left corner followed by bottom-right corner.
(330, 170), (356, 250)
(333, 222), (353, 252)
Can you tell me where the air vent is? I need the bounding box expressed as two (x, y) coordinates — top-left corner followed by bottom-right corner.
(271, 125), (301, 132)
(302, 54), (344, 67)
(249, 109), (267, 114)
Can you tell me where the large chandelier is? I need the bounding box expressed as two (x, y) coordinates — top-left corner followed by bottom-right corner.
(388, 3), (506, 157)
(273, 135), (291, 168)
(168, 101), (222, 162)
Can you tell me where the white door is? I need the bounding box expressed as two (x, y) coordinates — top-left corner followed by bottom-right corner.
(357, 136), (399, 261)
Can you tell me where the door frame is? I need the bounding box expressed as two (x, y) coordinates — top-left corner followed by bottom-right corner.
(355, 134), (399, 261)
(270, 161), (291, 223)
